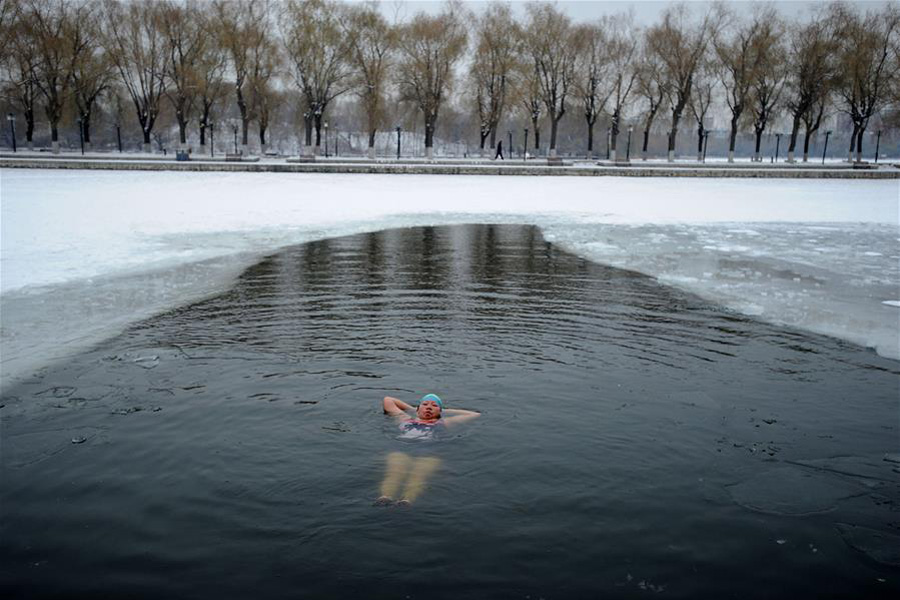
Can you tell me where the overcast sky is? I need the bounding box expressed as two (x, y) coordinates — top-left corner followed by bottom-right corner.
(357, 0), (892, 25)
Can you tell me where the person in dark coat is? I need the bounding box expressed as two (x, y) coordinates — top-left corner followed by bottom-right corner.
(494, 140), (504, 160)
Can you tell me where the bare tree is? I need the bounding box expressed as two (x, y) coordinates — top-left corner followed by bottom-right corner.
(282, 0), (352, 156)
(103, 0), (168, 153)
(69, 1), (111, 150)
(748, 16), (786, 161)
(22, 0), (84, 152)
(394, 1), (467, 160)
(214, 0), (270, 153)
(715, 7), (768, 162)
(248, 32), (281, 154)
(158, 0), (210, 150)
(2, 0), (40, 148)
(603, 13), (640, 161)
(634, 41), (668, 159)
(783, 10), (837, 163)
(832, 3), (900, 162)
(468, 2), (518, 156)
(342, 1), (395, 159)
(572, 21), (607, 159)
(689, 60), (715, 161)
(647, 2), (723, 161)
(195, 11), (228, 151)
(523, 2), (577, 159)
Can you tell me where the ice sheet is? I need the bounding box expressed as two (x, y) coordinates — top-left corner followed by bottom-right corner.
(2, 169), (898, 387)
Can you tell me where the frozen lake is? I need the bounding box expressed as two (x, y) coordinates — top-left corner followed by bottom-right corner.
(1, 169), (898, 388)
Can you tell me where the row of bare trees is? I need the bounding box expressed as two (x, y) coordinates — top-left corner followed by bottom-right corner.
(2, 0), (898, 161)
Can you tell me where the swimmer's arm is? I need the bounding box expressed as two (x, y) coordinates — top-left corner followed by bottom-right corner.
(442, 409), (481, 427)
(383, 396), (415, 417)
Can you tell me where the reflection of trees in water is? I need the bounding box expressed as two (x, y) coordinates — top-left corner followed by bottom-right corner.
(129, 224), (760, 367)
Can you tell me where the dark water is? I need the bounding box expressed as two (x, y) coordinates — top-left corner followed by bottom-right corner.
(2, 224), (898, 599)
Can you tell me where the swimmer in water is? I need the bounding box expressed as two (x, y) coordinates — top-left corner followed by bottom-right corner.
(376, 394), (480, 507)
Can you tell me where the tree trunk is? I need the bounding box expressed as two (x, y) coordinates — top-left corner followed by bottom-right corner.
(479, 132), (489, 152)
(642, 129), (650, 159)
(532, 117), (540, 153)
(848, 123), (859, 161)
(667, 114), (681, 162)
(728, 124), (738, 163)
(802, 129), (812, 162)
(586, 120), (594, 156)
(610, 128), (618, 158)
(855, 127), (865, 163)
(753, 128), (763, 161)
(787, 114), (800, 162)
(259, 125), (267, 147)
(549, 115), (559, 158)
(179, 120), (188, 146)
(697, 125), (704, 161)
(26, 110), (35, 142)
(83, 115), (92, 144)
(489, 128), (497, 149)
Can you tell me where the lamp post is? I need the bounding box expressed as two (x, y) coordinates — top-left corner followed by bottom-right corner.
(507, 130), (512, 158)
(7, 113), (16, 152)
(702, 130), (710, 163)
(232, 123), (238, 154)
(115, 122), (122, 153)
(77, 117), (84, 155)
(773, 133), (782, 163)
(606, 126), (611, 160)
(626, 125), (633, 162)
(822, 130), (832, 165)
(396, 126), (401, 159)
(335, 123), (339, 157)
(524, 128), (529, 160)
(874, 130), (882, 163)
(209, 122), (215, 158)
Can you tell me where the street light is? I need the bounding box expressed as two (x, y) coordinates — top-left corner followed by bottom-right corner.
(324, 121), (329, 157)
(626, 125), (633, 162)
(773, 133), (782, 163)
(209, 122), (215, 158)
(7, 113), (16, 152)
(873, 130), (882, 163)
(606, 126), (611, 160)
(702, 130), (710, 163)
(232, 123), (238, 154)
(77, 117), (85, 155)
(507, 130), (512, 159)
(115, 121), (122, 153)
(822, 130), (832, 164)
(396, 126), (401, 159)
(524, 128), (529, 160)
(334, 123), (339, 157)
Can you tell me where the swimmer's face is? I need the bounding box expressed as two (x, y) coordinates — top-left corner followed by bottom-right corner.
(416, 400), (442, 420)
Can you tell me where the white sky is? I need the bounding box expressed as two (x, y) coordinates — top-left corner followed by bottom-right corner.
(360, 0), (893, 24)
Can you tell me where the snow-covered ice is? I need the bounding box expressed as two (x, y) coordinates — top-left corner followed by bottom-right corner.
(1, 169), (898, 387)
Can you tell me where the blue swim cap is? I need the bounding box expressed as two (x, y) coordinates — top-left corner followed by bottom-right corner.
(420, 393), (443, 408)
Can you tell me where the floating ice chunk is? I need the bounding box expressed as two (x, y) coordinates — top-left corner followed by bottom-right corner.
(863, 252), (883, 256)
(882, 301), (900, 308)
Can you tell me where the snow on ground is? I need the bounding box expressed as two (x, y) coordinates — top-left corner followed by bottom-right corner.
(1, 169), (898, 388)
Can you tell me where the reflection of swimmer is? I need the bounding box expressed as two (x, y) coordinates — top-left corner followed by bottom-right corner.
(376, 394), (480, 507)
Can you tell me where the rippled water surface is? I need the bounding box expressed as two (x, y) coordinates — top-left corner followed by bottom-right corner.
(2, 225), (898, 599)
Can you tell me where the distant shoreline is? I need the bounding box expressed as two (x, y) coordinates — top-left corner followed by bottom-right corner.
(2, 155), (898, 179)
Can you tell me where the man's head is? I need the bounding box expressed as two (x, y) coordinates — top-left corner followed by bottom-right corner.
(416, 393), (443, 420)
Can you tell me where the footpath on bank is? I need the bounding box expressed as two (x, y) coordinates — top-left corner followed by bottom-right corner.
(2, 152), (898, 179)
